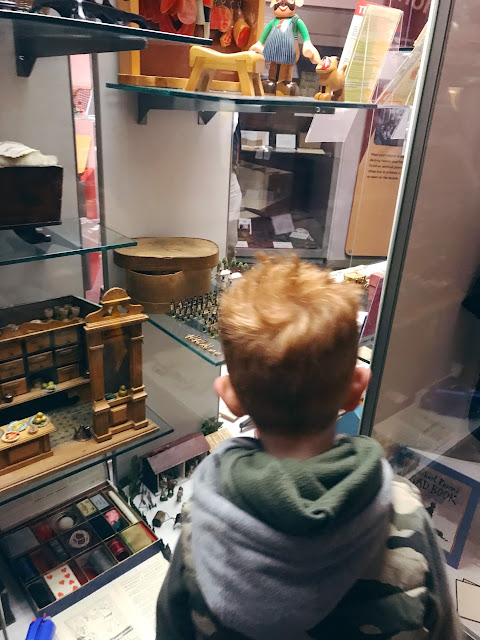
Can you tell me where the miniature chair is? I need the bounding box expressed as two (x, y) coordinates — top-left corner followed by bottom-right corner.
(186, 46), (265, 97)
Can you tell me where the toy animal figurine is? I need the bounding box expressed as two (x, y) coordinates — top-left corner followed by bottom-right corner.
(174, 512), (183, 528)
(314, 56), (346, 102)
(250, 0), (320, 96)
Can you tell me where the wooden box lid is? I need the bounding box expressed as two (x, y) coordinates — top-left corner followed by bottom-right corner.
(114, 237), (219, 273)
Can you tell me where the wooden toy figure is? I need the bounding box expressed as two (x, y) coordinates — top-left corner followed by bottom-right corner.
(314, 56), (346, 102)
(250, 0), (320, 96)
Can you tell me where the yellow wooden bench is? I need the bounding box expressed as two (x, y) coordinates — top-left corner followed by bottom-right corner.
(186, 46), (265, 97)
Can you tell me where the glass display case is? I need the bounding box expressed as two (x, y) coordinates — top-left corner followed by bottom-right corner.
(0, 0), (470, 632)
(359, 0), (480, 635)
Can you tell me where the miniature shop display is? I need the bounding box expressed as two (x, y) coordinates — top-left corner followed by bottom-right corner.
(186, 46), (264, 96)
(249, 0), (320, 96)
(117, 0), (264, 91)
(0, 296), (97, 416)
(0, 413), (55, 474)
(84, 288), (149, 442)
(0, 484), (158, 614)
(0, 141), (63, 244)
(142, 433), (210, 494)
(314, 56), (346, 102)
(114, 237), (219, 314)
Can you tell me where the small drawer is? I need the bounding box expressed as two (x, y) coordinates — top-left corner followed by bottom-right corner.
(111, 404), (128, 426)
(27, 351), (53, 373)
(25, 333), (51, 354)
(54, 327), (78, 348)
(55, 345), (79, 367)
(0, 341), (22, 362)
(1, 377), (27, 398)
(0, 358), (25, 382)
(57, 363), (80, 383)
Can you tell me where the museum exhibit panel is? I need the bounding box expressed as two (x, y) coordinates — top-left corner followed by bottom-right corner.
(0, 0), (477, 633)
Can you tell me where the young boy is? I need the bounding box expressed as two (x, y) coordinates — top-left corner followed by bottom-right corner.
(156, 256), (460, 640)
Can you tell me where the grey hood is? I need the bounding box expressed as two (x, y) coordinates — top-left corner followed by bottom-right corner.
(190, 437), (393, 640)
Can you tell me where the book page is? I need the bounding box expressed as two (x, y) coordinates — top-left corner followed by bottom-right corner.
(344, 4), (403, 103)
(339, 0), (371, 71)
(53, 553), (170, 640)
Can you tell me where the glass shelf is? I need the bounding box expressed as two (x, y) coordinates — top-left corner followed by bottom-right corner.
(0, 404), (173, 505)
(106, 82), (383, 124)
(0, 8), (212, 76)
(148, 313), (224, 366)
(0, 218), (136, 266)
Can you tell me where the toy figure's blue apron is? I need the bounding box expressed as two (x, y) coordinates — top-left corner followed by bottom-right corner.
(263, 15), (298, 65)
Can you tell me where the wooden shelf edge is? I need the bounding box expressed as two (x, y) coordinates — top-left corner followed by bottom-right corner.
(0, 377), (90, 410)
(0, 419), (172, 498)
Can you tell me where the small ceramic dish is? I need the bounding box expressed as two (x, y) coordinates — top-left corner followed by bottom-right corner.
(7, 420), (27, 432)
(2, 431), (20, 444)
(28, 414), (50, 428)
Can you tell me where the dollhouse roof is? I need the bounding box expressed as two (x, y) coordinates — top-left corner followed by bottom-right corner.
(144, 433), (209, 476)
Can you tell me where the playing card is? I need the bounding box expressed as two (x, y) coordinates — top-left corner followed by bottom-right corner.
(44, 564), (81, 600)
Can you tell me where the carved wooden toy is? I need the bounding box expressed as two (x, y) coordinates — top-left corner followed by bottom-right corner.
(314, 56), (346, 102)
(186, 46), (264, 96)
(249, 0), (320, 96)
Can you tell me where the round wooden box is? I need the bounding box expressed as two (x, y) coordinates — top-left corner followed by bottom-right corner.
(114, 238), (219, 313)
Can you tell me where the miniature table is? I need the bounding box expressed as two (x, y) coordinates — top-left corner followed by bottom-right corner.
(0, 420), (55, 475)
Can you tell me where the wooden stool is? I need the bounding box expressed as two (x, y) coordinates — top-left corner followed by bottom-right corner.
(186, 46), (265, 97)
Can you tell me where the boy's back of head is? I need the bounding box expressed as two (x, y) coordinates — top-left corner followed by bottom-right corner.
(219, 255), (360, 433)
(156, 256), (462, 640)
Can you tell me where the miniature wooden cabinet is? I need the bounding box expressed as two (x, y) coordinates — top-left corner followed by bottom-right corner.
(84, 288), (149, 442)
(0, 296), (96, 413)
